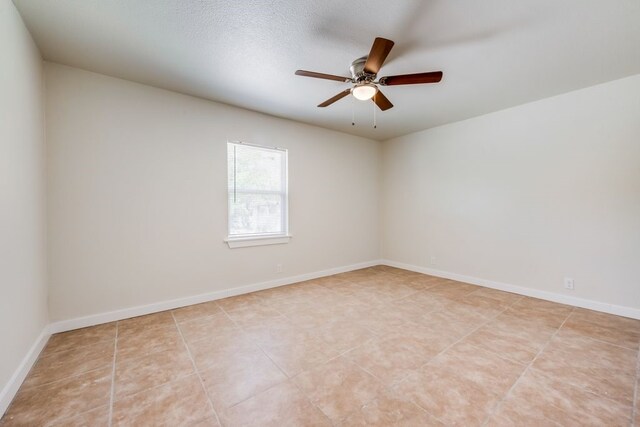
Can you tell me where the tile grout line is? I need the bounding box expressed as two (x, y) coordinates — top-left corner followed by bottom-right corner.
(340, 302), (515, 424)
(411, 304), (513, 373)
(233, 292), (388, 423)
(474, 308), (637, 420)
(275, 303), (404, 424)
(215, 305), (335, 426)
(525, 330), (638, 409)
(107, 322), (119, 427)
(217, 283), (419, 425)
(215, 304), (290, 381)
(372, 298), (517, 425)
(633, 348), (639, 426)
(164, 276), (628, 423)
(31, 337), (114, 358)
(216, 303), (291, 380)
(386, 299), (524, 422)
(330, 277), (521, 389)
(228, 376), (336, 427)
(462, 342), (529, 367)
(330, 376), (380, 425)
(283, 344), (401, 426)
(17, 364), (113, 392)
(211, 298), (326, 415)
(469, 306), (640, 412)
(557, 310), (640, 351)
(482, 308), (575, 425)
(311, 270), (411, 425)
(480, 306), (576, 427)
(171, 311), (223, 427)
(563, 332), (640, 352)
(335, 350), (450, 427)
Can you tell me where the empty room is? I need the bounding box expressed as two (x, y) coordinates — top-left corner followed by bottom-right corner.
(2, 0), (639, 425)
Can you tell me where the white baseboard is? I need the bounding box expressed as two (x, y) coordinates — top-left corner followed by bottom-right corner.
(48, 257), (640, 332)
(49, 259), (382, 334)
(381, 259), (640, 320)
(0, 326), (51, 417)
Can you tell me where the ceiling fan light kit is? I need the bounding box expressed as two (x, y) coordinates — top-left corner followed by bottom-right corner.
(295, 37), (443, 114)
(352, 83), (378, 101)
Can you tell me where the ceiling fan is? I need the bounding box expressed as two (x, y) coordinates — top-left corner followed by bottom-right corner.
(295, 37), (443, 111)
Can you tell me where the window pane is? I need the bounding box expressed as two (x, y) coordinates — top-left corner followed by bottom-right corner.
(227, 142), (287, 237)
(228, 144), (282, 192)
(228, 192), (283, 235)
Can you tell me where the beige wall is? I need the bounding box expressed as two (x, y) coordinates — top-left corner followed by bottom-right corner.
(381, 74), (640, 311)
(0, 0), (48, 407)
(44, 63), (640, 320)
(45, 63), (381, 321)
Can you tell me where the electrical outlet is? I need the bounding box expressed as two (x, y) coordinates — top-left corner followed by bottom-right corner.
(276, 264), (283, 273)
(430, 256), (437, 265)
(564, 277), (575, 290)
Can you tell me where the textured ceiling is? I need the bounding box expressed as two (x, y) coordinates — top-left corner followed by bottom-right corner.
(14, 0), (640, 140)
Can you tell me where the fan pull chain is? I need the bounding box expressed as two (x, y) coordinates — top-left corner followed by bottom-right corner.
(351, 96), (355, 126)
(373, 100), (377, 129)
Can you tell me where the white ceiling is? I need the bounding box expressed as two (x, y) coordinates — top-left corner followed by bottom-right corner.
(14, 0), (640, 140)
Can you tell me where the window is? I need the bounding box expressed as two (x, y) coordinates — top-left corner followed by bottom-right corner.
(226, 142), (289, 248)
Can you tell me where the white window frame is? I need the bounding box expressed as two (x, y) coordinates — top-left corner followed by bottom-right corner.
(225, 141), (291, 248)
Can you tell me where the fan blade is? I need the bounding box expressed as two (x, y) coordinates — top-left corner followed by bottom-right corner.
(295, 70), (351, 82)
(363, 37), (395, 75)
(318, 89), (352, 107)
(372, 90), (393, 111)
(379, 71), (443, 86)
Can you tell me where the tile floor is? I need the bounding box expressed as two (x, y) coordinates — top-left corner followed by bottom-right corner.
(1, 266), (639, 426)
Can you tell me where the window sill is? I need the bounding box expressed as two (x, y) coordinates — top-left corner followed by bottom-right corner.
(225, 235), (292, 249)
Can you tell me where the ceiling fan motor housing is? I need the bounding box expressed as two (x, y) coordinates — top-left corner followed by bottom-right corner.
(350, 56), (376, 83)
